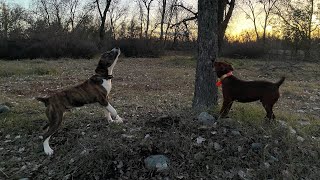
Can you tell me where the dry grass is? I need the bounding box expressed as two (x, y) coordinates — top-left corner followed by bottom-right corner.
(0, 55), (319, 179)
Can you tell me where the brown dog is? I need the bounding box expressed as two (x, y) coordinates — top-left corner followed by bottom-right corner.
(37, 47), (122, 156)
(214, 61), (285, 120)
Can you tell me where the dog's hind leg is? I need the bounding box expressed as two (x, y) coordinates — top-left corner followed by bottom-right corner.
(262, 103), (275, 120)
(42, 106), (63, 156)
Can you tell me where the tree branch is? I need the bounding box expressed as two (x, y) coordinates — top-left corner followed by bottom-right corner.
(174, 4), (197, 16)
(170, 15), (197, 28)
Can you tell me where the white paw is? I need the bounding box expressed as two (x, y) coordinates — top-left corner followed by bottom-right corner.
(44, 146), (54, 156)
(115, 116), (123, 123)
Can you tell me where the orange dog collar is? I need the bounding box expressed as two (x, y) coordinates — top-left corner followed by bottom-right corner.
(216, 71), (233, 87)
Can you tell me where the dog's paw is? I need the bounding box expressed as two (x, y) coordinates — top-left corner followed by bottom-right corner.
(44, 146), (54, 156)
(115, 116), (124, 123)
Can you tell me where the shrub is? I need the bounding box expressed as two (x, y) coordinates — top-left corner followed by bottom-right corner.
(222, 41), (265, 59)
(117, 38), (163, 58)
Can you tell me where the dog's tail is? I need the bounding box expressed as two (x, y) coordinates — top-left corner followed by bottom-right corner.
(36, 97), (49, 107)
(275, 77), (285, 87)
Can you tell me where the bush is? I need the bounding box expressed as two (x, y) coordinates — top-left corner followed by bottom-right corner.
(222, 41), (265, 59)
(0, 31), (99, 60)
(117, 38), (163, 58)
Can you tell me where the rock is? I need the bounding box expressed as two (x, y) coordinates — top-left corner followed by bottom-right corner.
(298, 120), (311, 126)
(238, 170), (248, 180)
(63, 174), (71, 180)
(0, 105), (10, 113)
(196, 136), (206, 144)
(214, 142), (222, 151)
(15, 135), (21, 139)
(69, 158), (75, 164)
(5, 134), (10, 139)
(194, 152), (205, 160)
(297, 136), (305, 142)
(211, 131), (217, 135)
(231, 130), (241, 136)
(277, 120), (288, 127)
(121, 134), (134, 139)
(19, 178), (30, 180)
(80, 150), (88, 155)
(197, 112), (216, 125)
(289, 126), (296, 134)
(144, 134), (151, 139)
(251, 143), (263, 152)
(238, 146), (243, 152)
(144, 155), (170, 171)
(268, 155), (279, 162)
(18, 147), (25, 153)
(264, 162), (271, 168)
(20, 165), (27, 171)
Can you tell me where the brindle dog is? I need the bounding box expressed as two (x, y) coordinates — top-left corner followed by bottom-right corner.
(37, 47), (122, 156)
(214, 61), (285, 120)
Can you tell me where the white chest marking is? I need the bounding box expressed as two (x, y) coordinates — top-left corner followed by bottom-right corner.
(102, 79), (112, 94)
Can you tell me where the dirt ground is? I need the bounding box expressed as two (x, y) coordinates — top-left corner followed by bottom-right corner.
(0, 55), (319, 179)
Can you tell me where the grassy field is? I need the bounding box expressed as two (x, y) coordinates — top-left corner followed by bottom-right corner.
(0, 55), (319, 179)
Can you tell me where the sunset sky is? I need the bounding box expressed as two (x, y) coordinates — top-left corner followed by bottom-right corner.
(2, 0), (271, 38)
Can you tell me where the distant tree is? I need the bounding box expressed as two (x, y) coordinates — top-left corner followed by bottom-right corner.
(259, 0), (278, 45)
(141, 0), (155, 39)
(159, 0), (166, 41)
(65, 0), (80, 31)
(239, 0), (261, 41)
(275, 0), (319, 59)
(108, 0), (128, 39)
(95, 0), (112, 43)
(193, 0), (218, 109)
(163, 0), (178, 43)
(0, 2), (26, 39)
(218, 0), (235, 53)
(172, 0), (235, 54)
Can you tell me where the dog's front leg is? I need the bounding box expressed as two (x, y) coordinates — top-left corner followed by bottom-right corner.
(220, 100), (233, 118)
(106, 103), (123, 123)
(105, 110), (113, 122)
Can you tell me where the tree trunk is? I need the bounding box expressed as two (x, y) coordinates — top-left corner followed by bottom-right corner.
(218, 0), (235, 55)
(145, 8), (150, 39)
(160, 0), (166, 41)
(192, 0), (218, 109)
(96, 0), (112, 45)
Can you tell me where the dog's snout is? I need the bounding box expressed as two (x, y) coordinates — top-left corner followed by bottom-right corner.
(112, 47), (120, 51)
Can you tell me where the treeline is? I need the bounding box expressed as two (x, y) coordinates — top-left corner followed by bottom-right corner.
(0, 0), (320, 60)
(0, 0), (196, 59)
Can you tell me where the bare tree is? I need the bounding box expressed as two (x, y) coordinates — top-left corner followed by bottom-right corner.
(259, 0), (278, 44)
(193, 0), (218, 109)
(0, 2), (9, 39)
(172, 0), (235, 54)
(159, 0), (166, 41)
(218, 0), (235, 53)
(141, 0), (154, 39)
(108, 0), (128, 39)
(275, 0), (319, 59)
(239, 0), (261, 40)
(164, 0), (178, 42)
(38, 0), (51, 25)
(136, 0), (144, 39)
(65, 0), (79, 31)
(95, 0), (112, 42)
